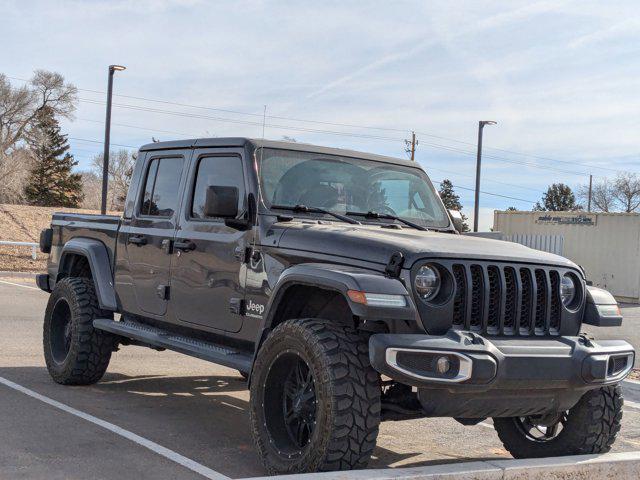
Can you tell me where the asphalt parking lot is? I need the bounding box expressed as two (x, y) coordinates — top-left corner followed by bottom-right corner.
(1, 275), (639, 480)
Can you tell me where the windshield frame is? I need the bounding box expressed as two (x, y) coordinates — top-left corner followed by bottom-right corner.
(256, 146), (453, 230)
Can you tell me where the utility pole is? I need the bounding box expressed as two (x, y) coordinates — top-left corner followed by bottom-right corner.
(101, 64), (126, 214)
(587, 174), (593, 212)
(405, 131), (418, 161)
(473, 120), (497, 232)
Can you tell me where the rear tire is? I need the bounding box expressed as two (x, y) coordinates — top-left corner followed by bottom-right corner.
(43, 277), (117, 385)
(493, 385), (623, 458)
(250, 318), (381, 475)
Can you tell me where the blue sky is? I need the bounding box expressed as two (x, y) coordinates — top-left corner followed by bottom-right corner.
(2, 0), (639, 229)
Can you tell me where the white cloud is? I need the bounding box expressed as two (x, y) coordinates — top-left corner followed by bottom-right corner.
(1, 0), (638, 212)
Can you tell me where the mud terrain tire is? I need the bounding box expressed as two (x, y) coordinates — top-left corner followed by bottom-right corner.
(43, 277), (116, 385)
(250, 318), (381, 475)
(494, 385), (623, 458)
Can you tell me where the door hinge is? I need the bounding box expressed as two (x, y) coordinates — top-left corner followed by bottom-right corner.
(156, 284), (170, 300)
(229, 297), (245, 315)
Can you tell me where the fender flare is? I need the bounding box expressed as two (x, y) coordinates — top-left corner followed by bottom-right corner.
(258, 263), (416, 336)
(584, 285), (622, 327)
(58, 238), (118, 311)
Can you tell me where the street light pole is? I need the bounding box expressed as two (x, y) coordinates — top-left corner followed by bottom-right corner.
(101, 65), (126, 214)
(473, 120), (497, 232)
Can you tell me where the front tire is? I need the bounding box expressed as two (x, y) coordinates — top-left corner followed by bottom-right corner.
(493, 385), (623, 458)
(43, 277), (117, 385)
(249, 318), (381, 475)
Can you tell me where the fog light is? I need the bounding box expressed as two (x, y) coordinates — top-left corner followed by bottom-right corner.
(436, 356), (451, 374)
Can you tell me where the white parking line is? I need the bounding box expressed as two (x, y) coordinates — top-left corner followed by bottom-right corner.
(625, 400), (640, 411)
(0, 376), (229, 480)
(0, 279), (41, 290)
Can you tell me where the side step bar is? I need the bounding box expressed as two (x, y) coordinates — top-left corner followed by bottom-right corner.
(93, 318), (252, 373)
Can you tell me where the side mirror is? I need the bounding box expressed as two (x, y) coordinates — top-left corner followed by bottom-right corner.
(204, 186), (239, 218)
(448, 209), (464, 233)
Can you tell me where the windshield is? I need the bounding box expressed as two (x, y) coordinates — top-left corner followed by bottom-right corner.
(258, 148), (450, 228)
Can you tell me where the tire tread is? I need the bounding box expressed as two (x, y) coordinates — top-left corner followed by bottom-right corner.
(250, 318), (380, 474)
(43, 277), (115, 385)
(493, 385), (623, 458)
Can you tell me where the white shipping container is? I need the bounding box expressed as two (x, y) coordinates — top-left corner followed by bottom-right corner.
(494, 211), (640, 303)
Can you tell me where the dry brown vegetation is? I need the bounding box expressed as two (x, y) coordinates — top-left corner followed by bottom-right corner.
(0, 204), (119, 272)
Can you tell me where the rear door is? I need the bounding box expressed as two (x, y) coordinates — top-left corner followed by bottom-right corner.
(170, 148), (251, 332)
(122, 150), (189, 317)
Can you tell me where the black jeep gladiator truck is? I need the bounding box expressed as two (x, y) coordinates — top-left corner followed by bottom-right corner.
(38, 138), (634, 474)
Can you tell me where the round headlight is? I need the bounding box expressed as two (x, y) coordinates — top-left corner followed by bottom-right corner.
(560, 273), (576, 307)
(415, 264), (441, 302)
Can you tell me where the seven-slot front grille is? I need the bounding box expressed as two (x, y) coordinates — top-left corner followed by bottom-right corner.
(451, 263), (563, 336)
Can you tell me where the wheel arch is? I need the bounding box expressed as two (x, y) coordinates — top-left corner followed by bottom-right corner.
(253, 263), (415, 358)
(56, 238), (118, 311)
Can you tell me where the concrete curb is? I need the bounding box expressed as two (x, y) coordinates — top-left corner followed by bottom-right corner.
(246, 451), (640, 480)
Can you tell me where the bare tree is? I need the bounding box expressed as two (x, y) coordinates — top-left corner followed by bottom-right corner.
(0, 147), (33, 203)
(91, 149), (136, 211)
(0, 71), (77, 203)
(578, 178), (617, 212)
(0, 71), (77, 156)
(613, 172), (640, 213)
(80, 171), (102, 210)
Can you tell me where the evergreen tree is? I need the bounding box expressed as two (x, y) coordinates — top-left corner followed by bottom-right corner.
(24, 106), (83, 207)
(438, 179), (469, 231)
(534, 183), (581, 211)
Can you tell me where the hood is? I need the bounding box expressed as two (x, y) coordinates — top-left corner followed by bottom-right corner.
(276, 222), (578, 270)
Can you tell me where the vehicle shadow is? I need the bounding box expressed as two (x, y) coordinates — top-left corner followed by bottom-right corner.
(0, 366), (502, 477)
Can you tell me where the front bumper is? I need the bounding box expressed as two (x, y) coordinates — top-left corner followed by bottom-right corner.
(370, 330), (635, 417)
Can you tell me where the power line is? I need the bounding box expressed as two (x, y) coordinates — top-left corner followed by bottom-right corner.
(74, 97), (602, 177)
(6, 74), (638, 176)
(69, 137), (136, 149)
(77, 118), (196, 138)
(433, 180), (536, 204)
(416, 140), (590, 176)
(77, 98), (407, 142)
(427, 165), (543, 193)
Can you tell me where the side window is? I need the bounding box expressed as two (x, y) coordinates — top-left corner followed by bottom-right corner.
(192, 156), (245, 219)
(140, 157), (184, 217)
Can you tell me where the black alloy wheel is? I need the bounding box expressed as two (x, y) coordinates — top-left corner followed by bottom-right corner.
(49, 297), (74, 364)
(262, 351), (317, 457)
(513, 413), (568, 442)
(281, 355), (317, 449)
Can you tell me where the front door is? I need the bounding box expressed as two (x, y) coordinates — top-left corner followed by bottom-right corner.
(170, 149), (250, 332)
(124, 151), (188, 317)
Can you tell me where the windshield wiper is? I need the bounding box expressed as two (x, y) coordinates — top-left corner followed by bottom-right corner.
(271, 204), (360, 225)
(346, 211), (427, 231)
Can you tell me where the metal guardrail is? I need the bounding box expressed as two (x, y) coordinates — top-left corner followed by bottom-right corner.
(0, 241), (38, 260)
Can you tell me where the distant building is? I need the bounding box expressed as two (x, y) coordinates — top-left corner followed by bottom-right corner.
(494, 211), (640, 303)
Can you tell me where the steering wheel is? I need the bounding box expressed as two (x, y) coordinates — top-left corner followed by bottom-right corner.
(298, 184), (340, 209)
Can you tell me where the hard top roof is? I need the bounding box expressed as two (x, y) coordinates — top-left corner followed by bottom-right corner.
(139, 137), (418, 168)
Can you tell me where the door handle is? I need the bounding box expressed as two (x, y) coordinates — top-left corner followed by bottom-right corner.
(128, 235), (147, 246)
(174, 239), (196, 252)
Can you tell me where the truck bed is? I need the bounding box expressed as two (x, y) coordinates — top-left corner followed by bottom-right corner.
(48, 212), (121, 278)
